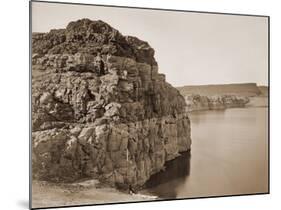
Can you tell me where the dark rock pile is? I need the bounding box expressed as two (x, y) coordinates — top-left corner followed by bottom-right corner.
(32, 19), (191, 188)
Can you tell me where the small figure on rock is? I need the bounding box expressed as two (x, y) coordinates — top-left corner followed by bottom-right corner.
(95, 52), (105, 76)
(128, 184), (136, 195)
(121, 70), (128, 79)
(106, 53), (112, 62)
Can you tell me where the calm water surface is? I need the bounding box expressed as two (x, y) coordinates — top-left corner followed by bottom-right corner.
(144, 107), (268, 198)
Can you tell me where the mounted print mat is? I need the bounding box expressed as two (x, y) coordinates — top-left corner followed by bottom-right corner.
(30, 1), (269, 209)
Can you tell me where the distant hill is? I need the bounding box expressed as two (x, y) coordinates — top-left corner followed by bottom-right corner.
(258, 86), (269, 96)
(177, 83), (262, 97)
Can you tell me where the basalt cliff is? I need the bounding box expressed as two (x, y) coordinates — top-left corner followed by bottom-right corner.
(183, 94), (250, 112)
(177, 83), (267, 112)
(32, 19), (191, 188)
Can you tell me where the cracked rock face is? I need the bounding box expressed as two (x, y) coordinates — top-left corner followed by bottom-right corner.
(32, 19), (191, 188)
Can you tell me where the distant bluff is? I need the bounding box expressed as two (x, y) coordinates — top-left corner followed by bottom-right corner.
(177, 83), (262, 97)
(32, 19), (191, 188)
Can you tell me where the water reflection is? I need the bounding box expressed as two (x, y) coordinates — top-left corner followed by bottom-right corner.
(189, 109), (226, 124)
(143, 107), (268, 199)
(144, 151), (191, 198)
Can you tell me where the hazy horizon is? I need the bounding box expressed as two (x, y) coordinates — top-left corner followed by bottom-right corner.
(32, 2), (268, 86)
(176, 82), (268, 88)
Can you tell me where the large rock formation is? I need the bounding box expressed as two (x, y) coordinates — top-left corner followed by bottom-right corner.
(32, 19), (191, 188)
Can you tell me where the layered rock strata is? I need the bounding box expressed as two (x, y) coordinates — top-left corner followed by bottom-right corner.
(177, 83), (262, 97)
(32, 19), (191, 188)
(183, 94), (249, 112)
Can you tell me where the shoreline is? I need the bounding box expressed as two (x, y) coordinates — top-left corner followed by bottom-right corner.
(185, 96), (268, 113)
(32, 151), (192, 208)
(32, 179), (157, 208)
(32, 106), (268, 208)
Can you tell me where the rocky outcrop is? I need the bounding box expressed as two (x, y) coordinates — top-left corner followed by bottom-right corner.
(246, 86), (268, 108)
(183, 94), (249, 112)
(32, 19), (191, 188)
(258, 86), (268, 97)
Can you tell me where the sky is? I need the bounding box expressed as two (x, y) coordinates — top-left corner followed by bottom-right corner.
(32, 2), (268, 87)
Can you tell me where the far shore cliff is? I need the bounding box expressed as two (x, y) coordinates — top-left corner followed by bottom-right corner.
(177, 83), (268, 112)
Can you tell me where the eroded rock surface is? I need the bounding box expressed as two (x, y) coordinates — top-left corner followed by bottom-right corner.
(32, 19), (191, 188)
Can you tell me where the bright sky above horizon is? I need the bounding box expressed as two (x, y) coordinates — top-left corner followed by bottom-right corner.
(32, 2), (268, 87)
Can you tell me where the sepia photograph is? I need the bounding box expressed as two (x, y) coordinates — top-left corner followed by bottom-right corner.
(30, 1), (269, 209)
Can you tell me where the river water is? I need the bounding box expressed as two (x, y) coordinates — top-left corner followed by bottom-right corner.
(144, 107), (268, 199)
